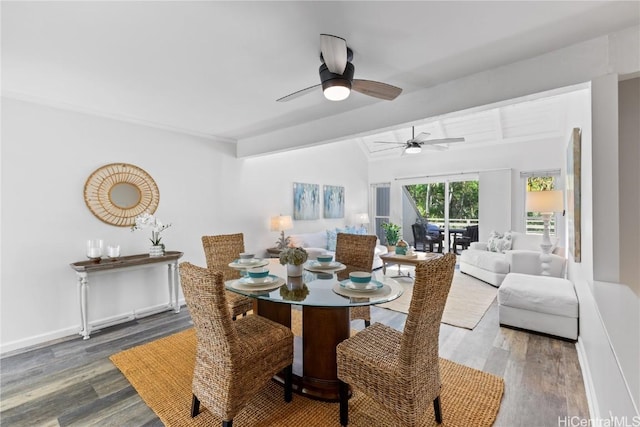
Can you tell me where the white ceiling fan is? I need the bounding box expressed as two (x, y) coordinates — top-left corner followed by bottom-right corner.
(371, 126), (465, 154)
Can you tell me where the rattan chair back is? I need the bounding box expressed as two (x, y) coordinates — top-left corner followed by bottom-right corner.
(400, 252), (456, 375)
(202, 233), (245, 281)
(180, 262), (240, 358)
(334, 233), (377, 280)
(335, 233), (378, 324)
(201, 233), (253, 319)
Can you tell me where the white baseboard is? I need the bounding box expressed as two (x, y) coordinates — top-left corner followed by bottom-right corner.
(0, 326), (80, 356)
(0, 301), (187, 357)
(576, 337), (599, 420)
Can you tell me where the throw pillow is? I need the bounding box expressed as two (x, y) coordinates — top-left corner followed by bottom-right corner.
(326, 229), (338, 251)
(345, 225), (367, 235)
(501, 232), (513, 252)
(487, 231), (513, 253)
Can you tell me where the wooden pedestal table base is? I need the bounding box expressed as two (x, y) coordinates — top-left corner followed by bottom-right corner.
(256, 300), (350, 402)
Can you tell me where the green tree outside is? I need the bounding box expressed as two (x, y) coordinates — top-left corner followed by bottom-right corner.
(406, 181), (479, 223)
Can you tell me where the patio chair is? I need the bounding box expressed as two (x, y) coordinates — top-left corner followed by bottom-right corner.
(336, 253), (456, 426)
(453, 224), (479, 254)
(411, 223), (443, 253)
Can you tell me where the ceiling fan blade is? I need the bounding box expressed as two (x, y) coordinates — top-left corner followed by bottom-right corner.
(320, 34), (347, 74)
(420, 137), (466, 145)
(421, 144), (449, 151)
(412, 132), (432, 143)
(352, 79), (402, 101)
(370, 146), (404, 153)
(276, 84), (321, 102)
(372, 141), (406, 145)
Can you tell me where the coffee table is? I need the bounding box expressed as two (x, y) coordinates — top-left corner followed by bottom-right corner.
(379, 252), (441, 277)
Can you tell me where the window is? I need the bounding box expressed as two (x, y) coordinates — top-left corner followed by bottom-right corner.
(522, 170), (561, 235)
(371, 183), (390, 243)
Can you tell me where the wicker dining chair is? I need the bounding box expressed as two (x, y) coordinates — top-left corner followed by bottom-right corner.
(336, 253), (456, 426)
(202, 233), (254, 319)
(180, 262), (294, 427)
(334, 233), (378, 328)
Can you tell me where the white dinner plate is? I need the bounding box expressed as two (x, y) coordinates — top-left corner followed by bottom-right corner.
(229, 276), (285, 292)
(228, 258), (269, 269)
(240, 274), (279, 285)
(339, 279), (384, 292)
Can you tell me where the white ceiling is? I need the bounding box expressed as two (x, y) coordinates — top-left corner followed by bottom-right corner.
(357, 86), (584, 158)
(2, 1), (639, 152)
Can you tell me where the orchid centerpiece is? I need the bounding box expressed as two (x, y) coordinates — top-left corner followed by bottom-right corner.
(131, 212), (172, 248)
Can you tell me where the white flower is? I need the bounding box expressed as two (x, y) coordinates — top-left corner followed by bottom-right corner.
(132, 212), (172, 246)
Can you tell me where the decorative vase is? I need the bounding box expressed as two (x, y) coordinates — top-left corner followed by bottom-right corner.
(149, 245), (164, 257)
(387, 245), (396, 253)
(286, 264), (303, 277)
(395, 239), (408, 255)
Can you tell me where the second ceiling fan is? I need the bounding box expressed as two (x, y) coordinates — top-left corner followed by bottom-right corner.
(277, 34), (402, 103)
(372, 126), (465, 154)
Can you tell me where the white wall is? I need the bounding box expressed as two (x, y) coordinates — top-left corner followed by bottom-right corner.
(571, 75), (639, 420)
(0, 98), (369, 353)
(618, 78), (640, 409)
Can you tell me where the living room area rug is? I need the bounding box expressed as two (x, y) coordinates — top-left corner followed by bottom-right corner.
(110, 328), (504, 427)
(377, 269), (497, 330)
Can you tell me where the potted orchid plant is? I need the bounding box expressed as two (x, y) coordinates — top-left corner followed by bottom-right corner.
(131, 212), (172, 256)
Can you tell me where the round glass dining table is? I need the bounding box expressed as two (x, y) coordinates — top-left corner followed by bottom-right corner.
(225, 258), (403, 401)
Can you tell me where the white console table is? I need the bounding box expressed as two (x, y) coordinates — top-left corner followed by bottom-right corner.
(70, 251), (183, 339)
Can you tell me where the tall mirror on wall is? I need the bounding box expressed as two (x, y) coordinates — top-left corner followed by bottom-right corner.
(84, 163), (160, 227)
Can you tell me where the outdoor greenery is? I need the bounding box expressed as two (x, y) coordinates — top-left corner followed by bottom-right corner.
(527, 176), (557, 234)
(527, 176), (555, 191)
(406, 181), (479, 221)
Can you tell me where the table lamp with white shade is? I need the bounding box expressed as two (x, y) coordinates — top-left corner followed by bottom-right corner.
(353, 212), (370, 230)
(526, 190), (564, 276)
(270, 215), (293, 250)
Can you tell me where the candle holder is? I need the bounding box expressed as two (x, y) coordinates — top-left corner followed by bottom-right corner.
(106, 244), (120, 260)
(86, 239), (103, 262)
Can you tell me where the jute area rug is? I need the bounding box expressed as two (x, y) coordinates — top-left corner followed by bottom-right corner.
(111, 328), (504, 426)
(377, 270), (497, 330)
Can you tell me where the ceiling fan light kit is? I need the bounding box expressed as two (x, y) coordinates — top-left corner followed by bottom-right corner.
(371, 126), (466, 155)
(405, 142), (422, 154)
(320, 62), (354, 101)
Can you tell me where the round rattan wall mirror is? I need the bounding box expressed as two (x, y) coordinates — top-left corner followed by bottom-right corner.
(84, 163), (160, 227)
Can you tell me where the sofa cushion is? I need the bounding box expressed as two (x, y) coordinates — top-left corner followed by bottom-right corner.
(498, 273), (578, 318)
(290, 231), (328, 249)
(487, 231), (513, 253)
(510, 231), (542, 251)
(460, 249), (510, 274)
(326, 229), (338, 251)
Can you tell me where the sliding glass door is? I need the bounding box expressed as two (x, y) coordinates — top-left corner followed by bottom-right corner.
(404, 177), (479, 252)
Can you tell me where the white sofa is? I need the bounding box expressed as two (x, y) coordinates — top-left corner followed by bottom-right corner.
(288, 230), (388, 270)
(459, 231), (566, 287)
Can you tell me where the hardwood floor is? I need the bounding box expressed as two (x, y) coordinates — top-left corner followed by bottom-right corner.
(1, 300), (589, 426)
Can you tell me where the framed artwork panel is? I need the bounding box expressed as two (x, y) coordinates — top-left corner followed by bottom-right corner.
(323, 185), (344, 218)
(293, 182), (319, 220)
